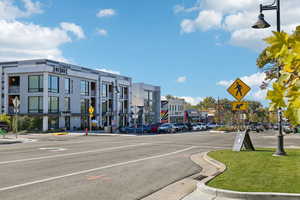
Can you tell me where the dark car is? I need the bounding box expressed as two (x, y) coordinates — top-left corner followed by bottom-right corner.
(121, 125), (151, 134)
(0, 121), (9, 132)
(249, 122), (264, 132)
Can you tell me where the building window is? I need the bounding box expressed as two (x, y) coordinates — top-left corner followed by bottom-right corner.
(28, 75), (43, 92)
(64, 97), (70, 112)
(64, 78), (71, 94)
(80, 80), (89, 96)
(48, 75), (59, 93)
(49, 96), (59, 113)
(80, 99), (89, 114)
(28, 96), (43, 113)
(102, 83), (108, 97)
(102, 100), (108, 113)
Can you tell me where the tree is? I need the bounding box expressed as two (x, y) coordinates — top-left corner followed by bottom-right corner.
(198, 97), (216, 110)
(257, 26), (300, 125)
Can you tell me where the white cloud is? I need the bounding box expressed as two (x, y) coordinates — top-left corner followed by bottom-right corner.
(252, 89), (267, 101)
(96, 68), (120, 75)
(179, 96), (203, 105)
(0, 20), (72, 61)
(60, 22), (85, 39)
(181, 10), (222, 33)
(0, 0), (42, 20)
(96, 9), (116, 18)
(0, 1), (85, 62)
(176, 76), (187, 83)
(178, 0), (300, 50)
(217, 72), (266, 87)
(173, 1), (201, 14)
(97, 28), (108, 36)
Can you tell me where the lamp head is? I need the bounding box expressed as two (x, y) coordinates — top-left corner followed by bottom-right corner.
(252, 13), (271, 29)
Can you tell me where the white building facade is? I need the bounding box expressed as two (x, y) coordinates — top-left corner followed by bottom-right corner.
(0, 59), (132, 131)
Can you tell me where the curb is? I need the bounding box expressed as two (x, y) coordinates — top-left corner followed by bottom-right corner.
(193, 152), (300, 200)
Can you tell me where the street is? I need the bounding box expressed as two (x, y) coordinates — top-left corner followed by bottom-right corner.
(0, 131), (300, 200)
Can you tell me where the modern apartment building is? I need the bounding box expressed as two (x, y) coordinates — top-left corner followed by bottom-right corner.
(161, 98), (185, 123)
(132, 83), (161, 125)
(0, 59), (132, 131)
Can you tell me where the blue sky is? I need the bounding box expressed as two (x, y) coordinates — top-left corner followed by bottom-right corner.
(1, 0), (300, 105)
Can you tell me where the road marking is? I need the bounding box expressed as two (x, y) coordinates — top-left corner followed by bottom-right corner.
(0, 146), (196, 191)
(39, 147), (67, 152)
(0, 143), (151, 165)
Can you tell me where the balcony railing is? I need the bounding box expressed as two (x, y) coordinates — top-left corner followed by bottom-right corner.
(8, 86), (20, 93)
(91, 90), (96, 96)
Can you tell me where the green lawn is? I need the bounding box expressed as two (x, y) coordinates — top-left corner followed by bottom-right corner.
(207, 149), (300, 193)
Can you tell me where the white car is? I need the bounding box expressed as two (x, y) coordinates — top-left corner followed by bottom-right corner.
(192, 124), (206, 131)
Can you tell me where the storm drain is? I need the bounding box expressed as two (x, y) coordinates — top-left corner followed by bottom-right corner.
(194, 175), (207, 181)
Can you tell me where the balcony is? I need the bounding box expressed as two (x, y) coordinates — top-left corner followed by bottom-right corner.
(8, 86), (20, 94)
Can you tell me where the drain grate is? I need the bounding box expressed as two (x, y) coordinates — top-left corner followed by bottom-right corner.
(194, 175), (208, 181)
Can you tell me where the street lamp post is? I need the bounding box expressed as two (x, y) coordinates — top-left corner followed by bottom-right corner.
(252, 0), (286, 156)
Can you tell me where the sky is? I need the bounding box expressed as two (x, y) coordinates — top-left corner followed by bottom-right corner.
(1, 0), (300, 106)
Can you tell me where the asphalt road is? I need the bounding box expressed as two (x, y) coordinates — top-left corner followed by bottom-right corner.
(0, 131), (300, 200)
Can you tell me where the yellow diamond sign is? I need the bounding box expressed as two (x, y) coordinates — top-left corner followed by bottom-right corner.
(88, 106), (94, 114)
(227, 79), (251, 101)
(232, 101), (249, 111)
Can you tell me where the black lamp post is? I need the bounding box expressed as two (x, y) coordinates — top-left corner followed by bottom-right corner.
(252, 0), (286, 156)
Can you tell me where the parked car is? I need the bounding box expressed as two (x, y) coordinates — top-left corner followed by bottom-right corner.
(121, 125), (151, 134)
(249, 122), (264, 132)
(207, 123), (219, 129)
(192, 124), (205, 131)
(283, 124), (293, 133)
(273, 124), (279, 130)
(158, 123), (176, 133)
(198, 123), (208, 130)
(0, 121), (9, 132)
(174, 123), (188, 132)
(150, 123), (163, 133)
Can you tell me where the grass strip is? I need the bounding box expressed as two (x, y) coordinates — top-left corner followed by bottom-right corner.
(207, 149), (300, 193)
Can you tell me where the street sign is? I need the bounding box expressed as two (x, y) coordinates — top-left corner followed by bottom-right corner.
(232, 129), (255, 151)
(88, 106), (94, 114)
(227, 79), (251, 101)
(232, 101), (249, 111)
(13, 97), (20, 113)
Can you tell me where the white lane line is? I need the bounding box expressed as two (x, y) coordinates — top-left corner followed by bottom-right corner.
(0, 143), (151, 165)
(0, 146), (196, 192)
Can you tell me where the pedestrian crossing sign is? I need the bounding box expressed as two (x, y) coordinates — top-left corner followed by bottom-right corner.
(227, 79), (251, 101)
(231, 101), (248, 111)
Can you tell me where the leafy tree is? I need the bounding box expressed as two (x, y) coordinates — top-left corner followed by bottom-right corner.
(257, 26), (300, 125)
(198, 97), (217, 110)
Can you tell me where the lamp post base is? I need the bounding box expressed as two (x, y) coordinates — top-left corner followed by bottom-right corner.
(273, 135), (286, 156)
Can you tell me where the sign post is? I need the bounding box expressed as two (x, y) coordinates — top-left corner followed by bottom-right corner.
(88, 106), (94, 133)
(12, 97), (20, 139)
(227, 78), (255, 151)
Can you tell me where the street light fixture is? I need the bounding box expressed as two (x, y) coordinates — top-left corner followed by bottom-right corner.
(252, 0), (286, 156)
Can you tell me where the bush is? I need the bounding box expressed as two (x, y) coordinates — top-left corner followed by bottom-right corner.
(215, 126), (238, 132)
